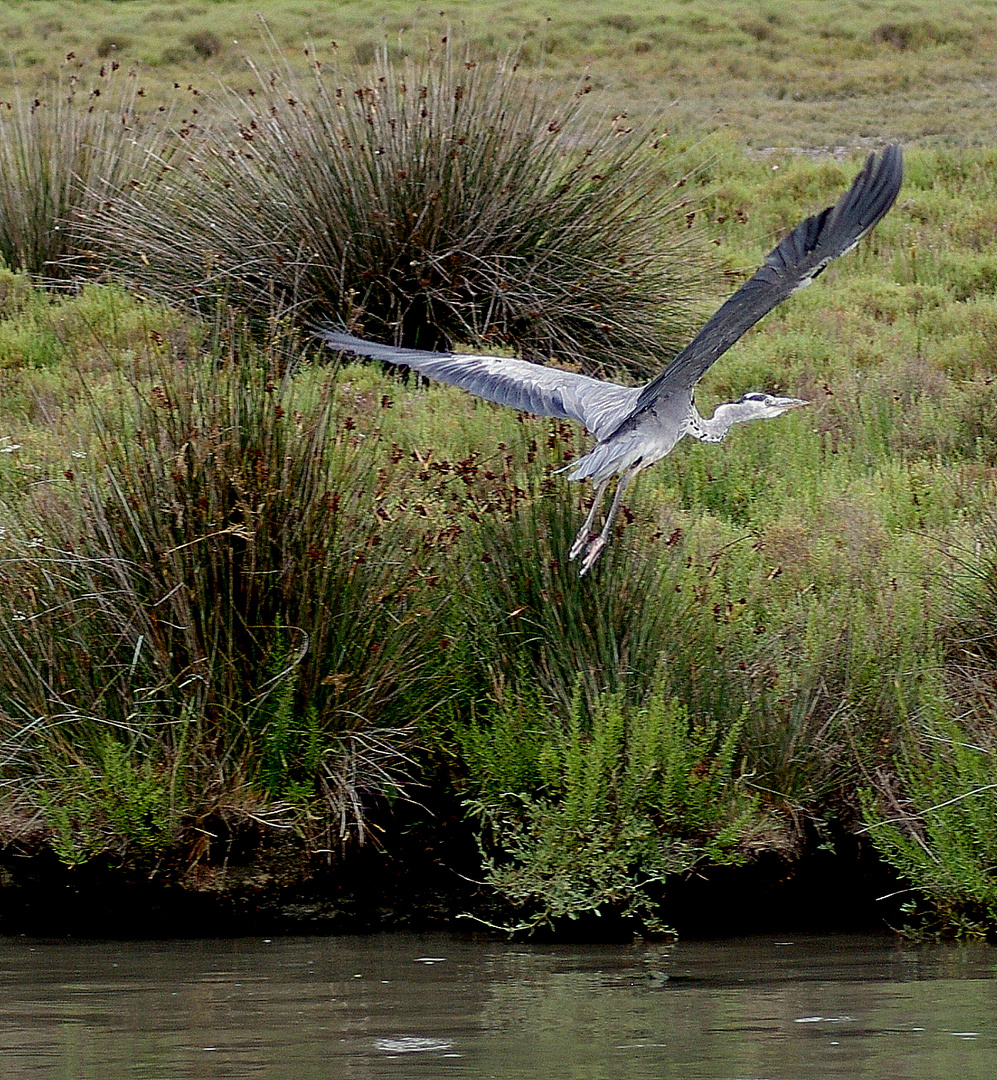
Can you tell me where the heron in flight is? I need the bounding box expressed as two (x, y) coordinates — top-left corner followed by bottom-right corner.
(320, 143), (902, 574)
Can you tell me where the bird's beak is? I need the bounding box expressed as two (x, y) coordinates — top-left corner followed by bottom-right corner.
(777, 397), (809, 409)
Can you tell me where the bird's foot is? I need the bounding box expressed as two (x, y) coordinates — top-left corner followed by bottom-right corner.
(568, 526), (593, 562)
(577, 535), (607, 576)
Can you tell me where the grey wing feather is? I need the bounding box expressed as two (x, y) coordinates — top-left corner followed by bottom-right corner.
(318, 330), (640, 440)
(632, 142), (903, 414)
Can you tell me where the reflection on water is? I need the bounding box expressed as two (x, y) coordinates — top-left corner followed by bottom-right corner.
(0, 931), (995, 1078)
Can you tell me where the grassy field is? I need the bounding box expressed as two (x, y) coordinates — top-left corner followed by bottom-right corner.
(1, 2), (997, 936)
(2, 0), (997, 145)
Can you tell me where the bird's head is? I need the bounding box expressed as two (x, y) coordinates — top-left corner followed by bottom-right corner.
(728, 392), (809, 423)
(694, 393), (810, 443)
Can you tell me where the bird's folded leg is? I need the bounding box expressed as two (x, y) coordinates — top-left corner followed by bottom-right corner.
(578, 534), (607, 576)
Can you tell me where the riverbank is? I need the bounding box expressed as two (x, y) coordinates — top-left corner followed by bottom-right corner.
(0, 810), (904, 939)
(3, 3), (997, 939)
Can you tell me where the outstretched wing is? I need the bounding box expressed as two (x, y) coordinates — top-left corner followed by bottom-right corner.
(317, 330), (640, 441)
(631, 142), (903, 415)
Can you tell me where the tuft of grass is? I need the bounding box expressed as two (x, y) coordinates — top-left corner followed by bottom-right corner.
(74, 39), (710, 378)
(948, 511), (997, 670)
(0, 59), (172, 279)
(187, 32), (222, 60)
(452, 463), (692, 712)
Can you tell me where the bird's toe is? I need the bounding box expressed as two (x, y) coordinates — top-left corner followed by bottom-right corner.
(569, 528), (592, 561)
(578, 536), (607, 576)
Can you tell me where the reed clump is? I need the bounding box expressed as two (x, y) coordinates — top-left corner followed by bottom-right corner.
(71, 40), (709, 379)
(0, 59), (173, 280)
(0, 323), (451, 863)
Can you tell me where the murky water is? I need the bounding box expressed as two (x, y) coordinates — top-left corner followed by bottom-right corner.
(0, 932), (994, 1078)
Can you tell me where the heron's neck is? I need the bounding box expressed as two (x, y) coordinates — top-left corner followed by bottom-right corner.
(686, 403), (736, 444)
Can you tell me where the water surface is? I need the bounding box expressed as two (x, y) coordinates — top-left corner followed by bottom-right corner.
(1, 932), (995, 1078)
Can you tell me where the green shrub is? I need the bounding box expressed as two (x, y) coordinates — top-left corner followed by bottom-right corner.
(460, 683), (763, 933)
(36, 734), (176, 867)
(0, 267), (35, 317)
(860, 514), (997, 936)
(861, 708), (997, 938)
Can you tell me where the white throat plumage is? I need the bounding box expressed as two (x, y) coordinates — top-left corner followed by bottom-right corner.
(685, 393), (809, 444)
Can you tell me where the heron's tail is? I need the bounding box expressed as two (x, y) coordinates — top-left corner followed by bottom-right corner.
(557, 440), (639, 483)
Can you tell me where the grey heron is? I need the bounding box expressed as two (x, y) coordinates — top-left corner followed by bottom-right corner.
(320, 143), (902, 574)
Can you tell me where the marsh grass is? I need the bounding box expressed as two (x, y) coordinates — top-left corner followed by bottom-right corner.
(0, 59), (172, 279)
(75, 39), (709, 378)
(0, 324), (453, 858)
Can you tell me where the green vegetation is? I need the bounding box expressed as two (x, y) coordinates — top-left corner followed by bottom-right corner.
(1, 3), (997, 937)
(460, 687), (761, 933)
(3, 1), (997, 146)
